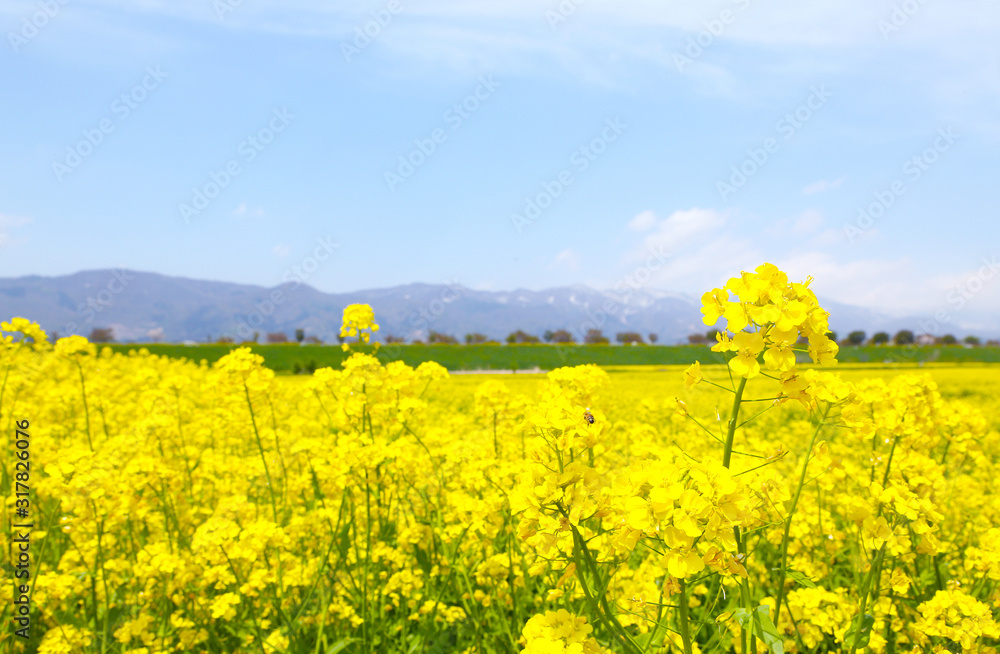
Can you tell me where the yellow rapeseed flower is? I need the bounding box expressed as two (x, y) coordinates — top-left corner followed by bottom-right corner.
(684, 361), (703, 388)
(1, 316), (48, 346)
(340, 303), (379, 346)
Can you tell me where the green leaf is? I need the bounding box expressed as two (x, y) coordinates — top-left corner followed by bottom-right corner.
(844, 613), (875, 649)
(310, 466), (325, 501)
(787, 569), (817, 589)
(426, 625), (458, 654)
(733, 606), (785, 654)
(414, 546), (433, 576)
(325, 637), (357, 654)
(336, 520), (352, 560)
(941, 639), (963, 654)
(732, 608), (751, 626)
(754, 605), (785, 654)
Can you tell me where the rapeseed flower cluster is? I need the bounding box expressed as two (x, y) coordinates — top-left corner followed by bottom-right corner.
(340, 303), (379, 349)
(521, 610), (610, 653)
(699, 262), (837, 379)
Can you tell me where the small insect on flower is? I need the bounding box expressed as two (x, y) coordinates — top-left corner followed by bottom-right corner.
(583, 407), (595, 425)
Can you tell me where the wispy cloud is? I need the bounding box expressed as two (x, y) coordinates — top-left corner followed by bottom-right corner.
(551, 247), (581, 271)
(62, 0), (1000, 46)
(616, 204), (999, 318)
(778, 252), (928, 316)
(627, 210), (657, 232)
(621, 208), (753, 291)
(0, 213), (32, 249)
(231, 203), (264, 218)
(0, 213), (32, 228)
(22, 0), (1000, 93)
(627, 207), (729, 261)
(792, 209), (824, 234)
(802, 177), (844, 195)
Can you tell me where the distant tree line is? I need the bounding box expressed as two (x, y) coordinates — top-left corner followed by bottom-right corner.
(66, 326), (1000, 348)
(403, 329), (662, 345)
(683, 328), (998, 347)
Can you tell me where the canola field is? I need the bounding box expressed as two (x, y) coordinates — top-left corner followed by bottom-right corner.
(2, 265), (1000, 654)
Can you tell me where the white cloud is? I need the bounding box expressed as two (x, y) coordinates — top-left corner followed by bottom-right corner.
(641, 234), (763, 293)
(0, 213), (32, 228)
(792, 209), (824, 234)
(621, 208), (764, 292)
(776, 252), (925, 316)
(551, 248), (581, 271)
(232, 203), (265, 218)
(922, 258), (1000, 323)
(627, 210), (657, 232)
(801, 177), (844, 195)
(767, 251), (1000, 319)
(63, 0), (1000, 47)
(614, 204), (1000, 318)
(0, 213), (32, 249)
(810, 228), (843, 247)
(273, 244), (291, 258)
(628, 207), (728, 261)
(25, 0), (999, 100)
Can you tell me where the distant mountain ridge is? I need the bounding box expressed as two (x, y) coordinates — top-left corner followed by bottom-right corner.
(0, 269), (951, 344)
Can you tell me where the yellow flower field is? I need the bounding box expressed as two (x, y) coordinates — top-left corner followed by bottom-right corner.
(2, 265), (999, 654)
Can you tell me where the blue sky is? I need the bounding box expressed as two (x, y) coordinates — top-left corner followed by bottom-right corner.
(1, 0), (998, 329)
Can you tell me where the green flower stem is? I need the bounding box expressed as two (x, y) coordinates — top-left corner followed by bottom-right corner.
(567, 519), (643, 654)
(76, 359), (94, 451)
(722, 376), (753, 654)
(362, 474), (373, 650)
(848, 543), (887, 654)
(242, 378), (291, 640)
(736, 530), (758, 654)
(243, 380), (279, 524)
(774, 405), (830, 624)
(678, 578), (694, 654)
(722, 377), (748, 469)
(91, 503), (111, 653)
(313, 583), (329, 654)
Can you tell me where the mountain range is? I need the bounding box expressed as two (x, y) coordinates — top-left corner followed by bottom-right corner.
(0, 269), (955, 344)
